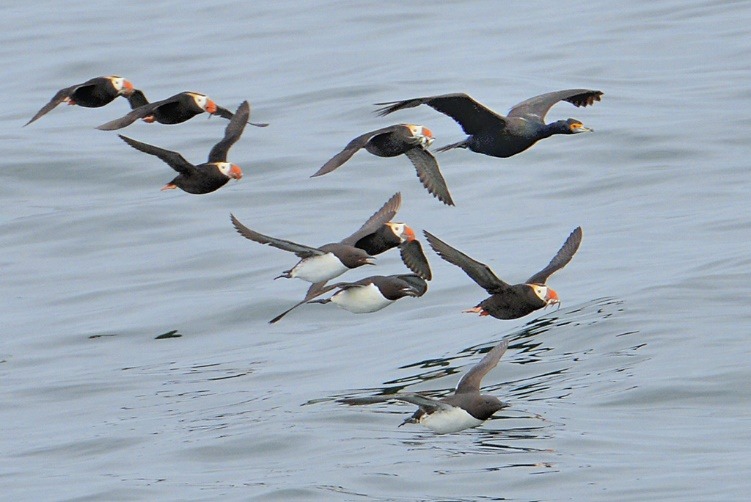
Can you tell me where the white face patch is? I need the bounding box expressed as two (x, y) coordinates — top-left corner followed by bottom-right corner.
(215, 162), (233, 176)
(407, 125), (434, 147)
(531, 285), (548, 302)
(109, 76), (125, 92)
(191, 93), (209, 111)
(388, 223), (406, 240)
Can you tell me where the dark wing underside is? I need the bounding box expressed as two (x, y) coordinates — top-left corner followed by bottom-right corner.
(126, 89), (149, 109)
(506, 89), (603, 121)
(389, 273), (429, 297)
(423, 230), (509, 294)
(97, 99), (164, 130)
(213, 102), (269, 127)
(118, 134), (195, 175)
(268, 281), (344, 324)
(525, 226), (583, 285)
(339, 393), (453, 413)
(403, 148), (454, 206)
(25, 83), (87, 126)
(341, 192), (402, 245)
(229, 213), (324, 258)
(311, 125), (404, 177)
(399, 240), (432, 281)
(375, 93), (508, 136)
(455, 340), (509, 393)
(207, 101), (249, 162)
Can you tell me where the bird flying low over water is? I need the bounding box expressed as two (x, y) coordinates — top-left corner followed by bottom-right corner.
(341, 339), (509, 434)
(269, 273), (428, 323)
(375, 89), (602, 158)
(118, 101), (250, 194)
(424, 227), (583, 320)
(311, 124), (455, 206)
(309, 192), (432, 288)
(230, 192), (431, 288)
(229, 218), (376, 285)
(25, 75), (139, 126)
(97, 90), (267, 130)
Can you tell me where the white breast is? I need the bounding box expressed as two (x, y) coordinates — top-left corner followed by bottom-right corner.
(288, 253), (349, 283)
(420, 407), (484, 434)
(331, 283), (393, 313)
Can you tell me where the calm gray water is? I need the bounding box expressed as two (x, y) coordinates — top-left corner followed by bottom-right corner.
(2, 1), (750, 500)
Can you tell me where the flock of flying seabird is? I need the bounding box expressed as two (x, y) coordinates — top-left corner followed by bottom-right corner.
(27, 75), (601, 433)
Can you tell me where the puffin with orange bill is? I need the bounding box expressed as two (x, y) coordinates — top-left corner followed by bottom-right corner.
(97, 90), (267, 130)
(311, 124), (454, 206)
(117, 101), (250, 194)
(424, 227), (582, 319)
(25, 75), (138, 126)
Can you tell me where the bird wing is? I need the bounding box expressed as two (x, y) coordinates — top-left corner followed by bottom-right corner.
(126, 89), (149, 109)
(268, 281), (342, 324)
(97, 99), (164, 130)
(455, 340), (509, 393)
(213, 104), (234, 120)
(403, 148), (455, 206)
(310, 125), (404, 177)
(207, 101), (249, 162)
(506, 89), (603, 122)
(214, 102), (269, 127)
(525, 226), (583, 285)
(423, 230), (509, 293)
(25, 82), (90, 126)
(229, 213), (324, 258)
(341, 192), (402, 245)
(375, 93), (507, 136)
(340, 393), (454, 412)
(389, 273), (429, 297)
(118, 134), (196, 174)
(399, 240), (432, 281)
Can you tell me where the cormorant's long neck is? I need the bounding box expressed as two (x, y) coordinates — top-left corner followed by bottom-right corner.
(539, 121), (569, 139)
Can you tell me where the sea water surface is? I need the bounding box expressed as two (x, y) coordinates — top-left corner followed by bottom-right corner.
(2, 1), (750, 500)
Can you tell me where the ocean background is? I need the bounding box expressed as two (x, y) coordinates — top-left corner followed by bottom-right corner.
(2, 1), (750, 500)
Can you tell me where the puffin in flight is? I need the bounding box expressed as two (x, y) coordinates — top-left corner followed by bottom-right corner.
(424, 227), (583, 319)
(25, 75), (138, 126)
(118, 101), (250, 194)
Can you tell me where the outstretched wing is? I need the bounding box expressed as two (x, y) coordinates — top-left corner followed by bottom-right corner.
(208, 101), (249, 162)
(340, 393), (453, 413)
(25, 83), (84, 126)
(268, 281), (344, 324)
(525, 226), (583, 285)
(423, 230), (509, 294)
(389, 273), (429, 297)
(399, 240), (432, 281)
(341, 192), (402, 245)
(118, 134), (195, 174)
(97, 100), (163, 130)
(229, 213), (324, 258)
(375, 93), (507, 136)
(311, 125), (404, 177)
(214, 102), (269, 127)
(403, 148), (454, 206)
(455, 340), (509, 394)
(126, 89), (149, 109)
(507, 89), (602, 122)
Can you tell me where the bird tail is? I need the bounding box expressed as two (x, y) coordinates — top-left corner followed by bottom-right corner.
(435, 140), (468, 153)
